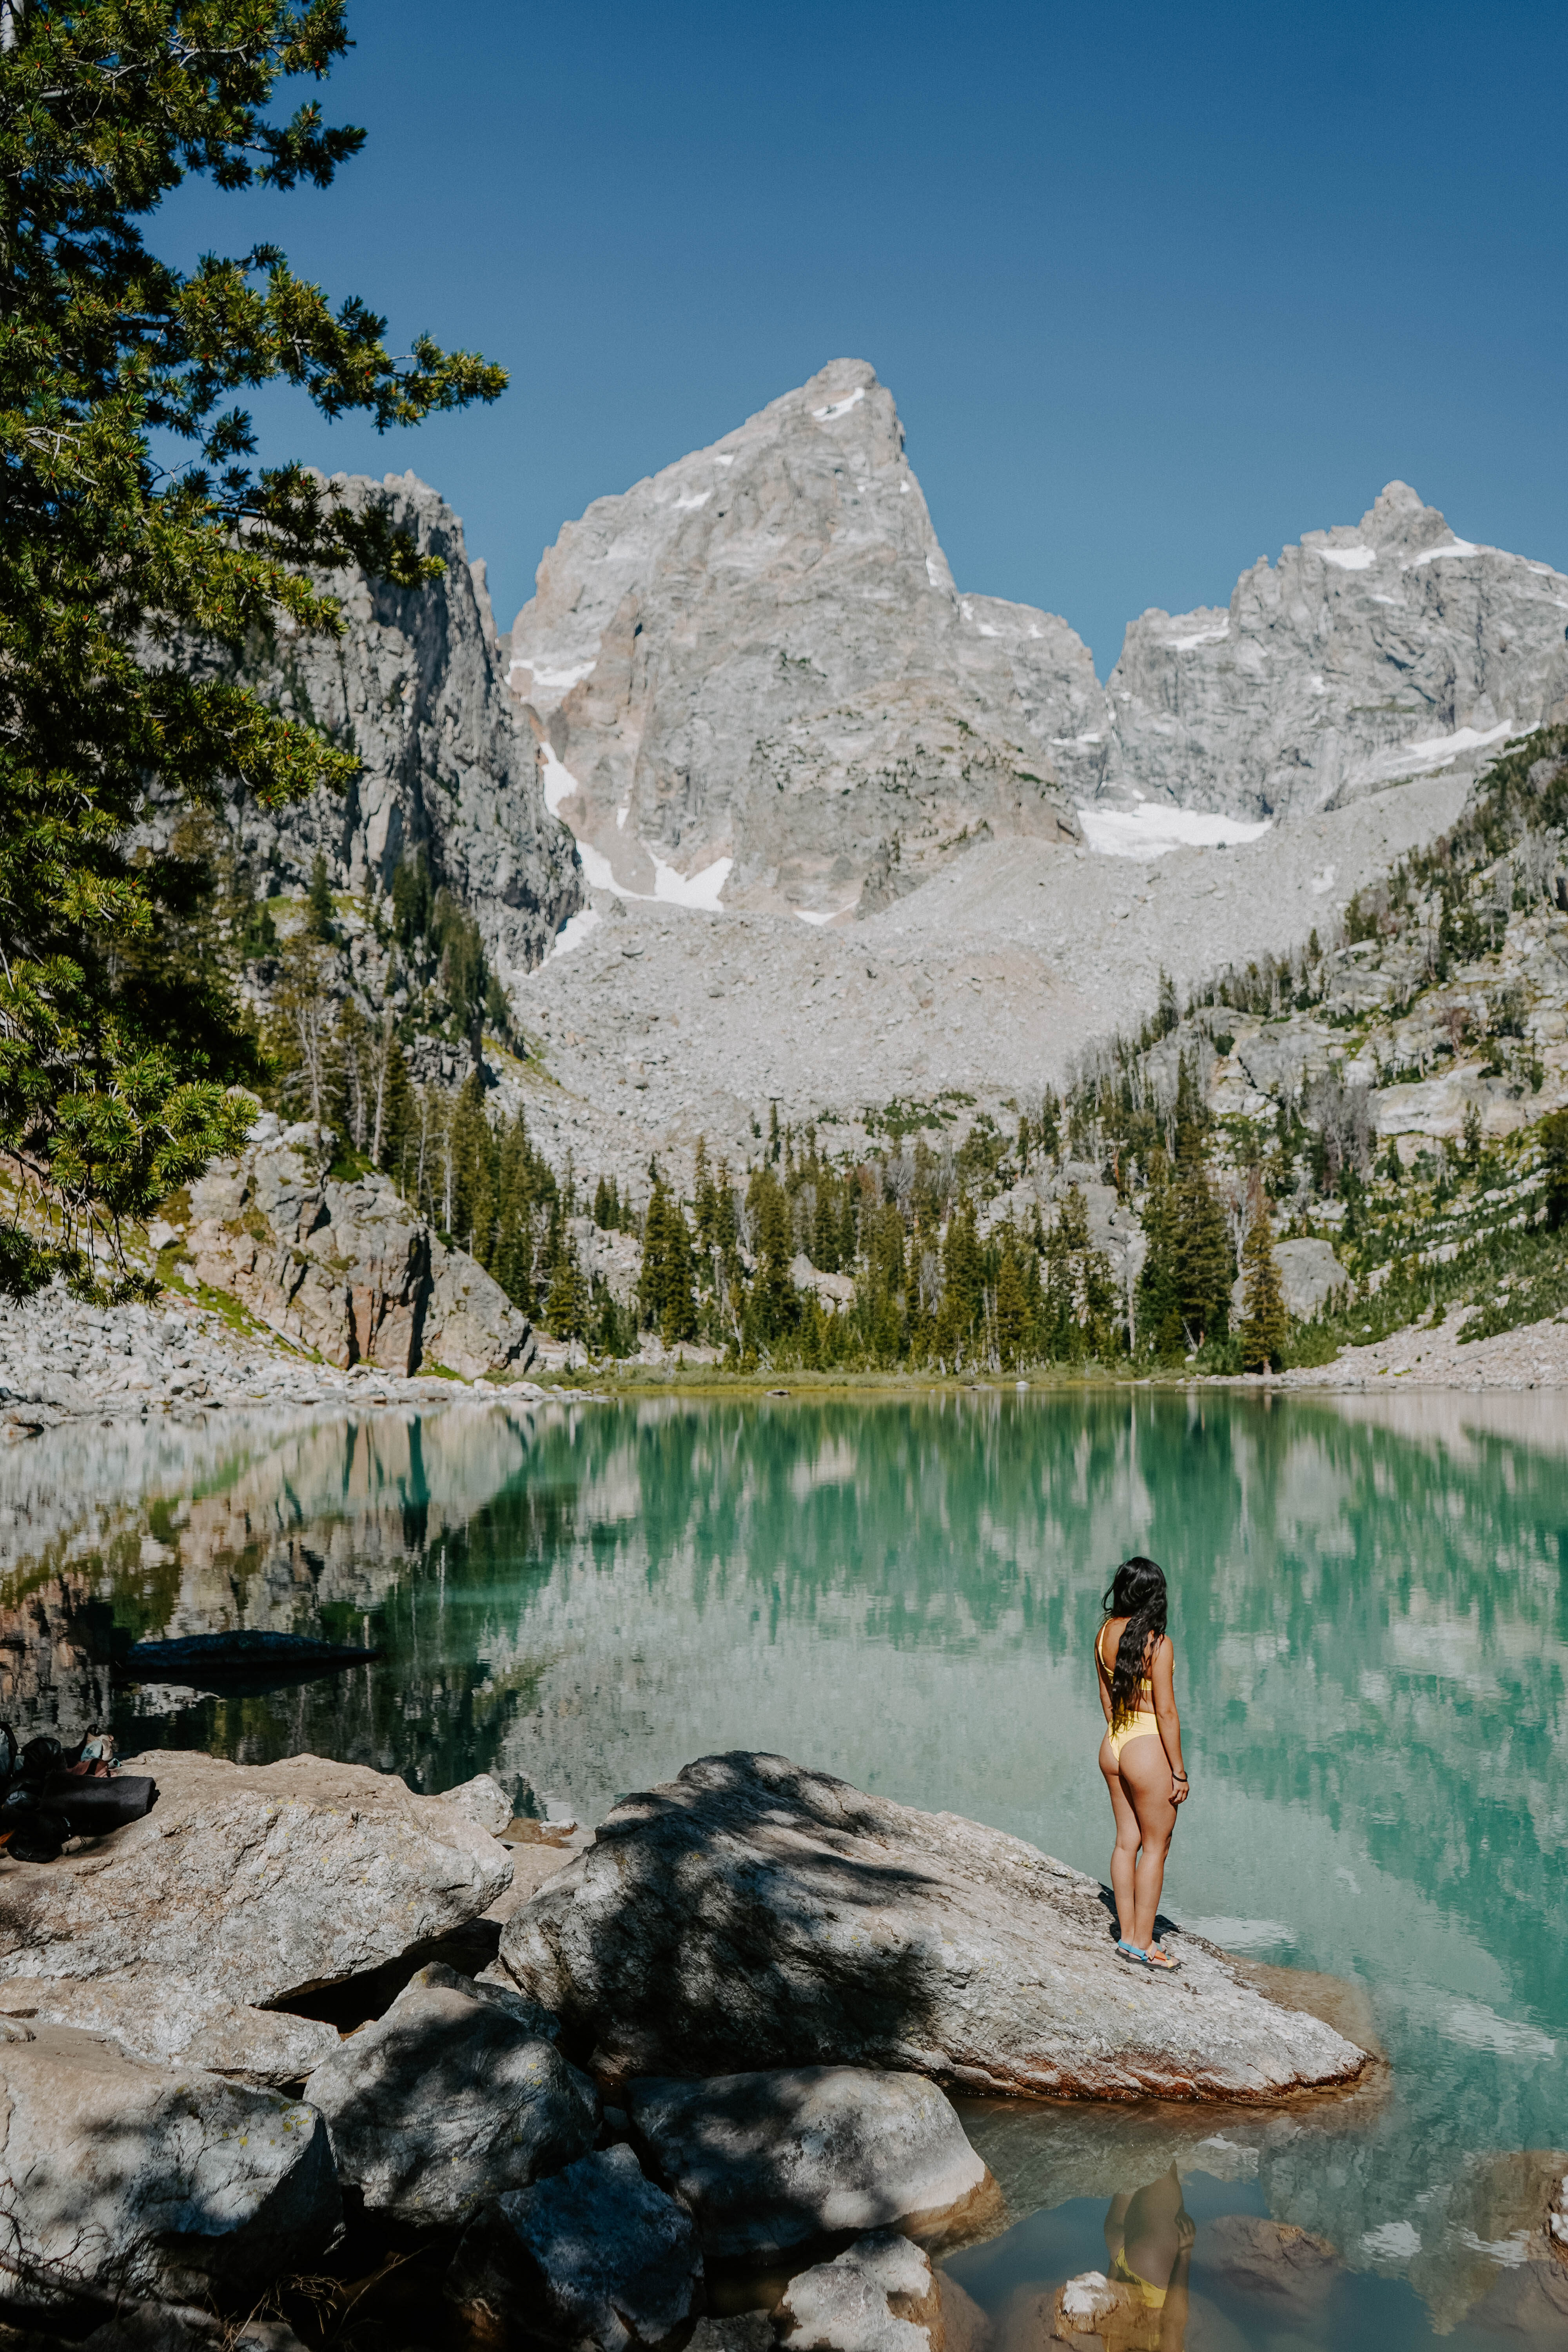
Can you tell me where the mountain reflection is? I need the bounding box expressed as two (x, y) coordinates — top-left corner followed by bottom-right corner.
(1, 1385), (1564, 2315)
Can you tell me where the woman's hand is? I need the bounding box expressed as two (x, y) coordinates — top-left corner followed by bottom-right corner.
(1171, 1769), (1190, 1805)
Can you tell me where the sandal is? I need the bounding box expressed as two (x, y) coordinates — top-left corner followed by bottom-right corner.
(1116, 1941), (1153, 1967)
(1145, 1944), (1181, 1971)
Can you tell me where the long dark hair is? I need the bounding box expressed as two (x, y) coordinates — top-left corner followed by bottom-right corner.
(1100, 1556), (1168, 1731)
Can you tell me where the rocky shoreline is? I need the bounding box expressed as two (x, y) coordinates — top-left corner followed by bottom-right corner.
(0, 1747), (1417, 2352)
(0, 1281), (594, 1444)
(0, 1746), (1563, 2349)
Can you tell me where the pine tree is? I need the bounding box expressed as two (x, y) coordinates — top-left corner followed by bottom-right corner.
(544, 1243), (589, 1342)
(748, 1166), (796, 1341)
(638, 1178), (698, 1344)
(1170, 1145), (1233, 1349)
(1136, 1147), (1186, 1360)
(305, 852), (336, 942)
(1239, 1181), (1289, 1372)
(0, 5), (503, 1279)
(994, 1239), (1029, 1369)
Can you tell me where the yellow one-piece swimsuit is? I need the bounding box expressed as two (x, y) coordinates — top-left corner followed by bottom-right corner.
(1097, 1620), (1161, 1764)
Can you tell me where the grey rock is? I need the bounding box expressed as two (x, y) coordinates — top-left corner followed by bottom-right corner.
(423, 1233), (537, 1379)
(1230, 1236), (1348, 1323)
(183, 1121), (535, 1377)
(78, 2305), (225, 2352)
(777, 2232), (940, 2352)
(79, 2311), (310, 2352)
(438, 1769), (516, 1835)
(446, 2143), (704, 2351)
(1101, 480), (1568, 822)
(626, 2066), (993, 2262)
(0, 1748), (511, 2008)
(0, 1970), (336, 2089)
(507, 360), (1088, 921)
(410, 1957), (562, 2038)
(0, 2023), (338, 2305)
(1202, 2214), (1338, 2311)
(303, 1968), (598, 2223)
(685, 2320), (777, 2352)
(501, 1751), (1368, 2100)
(199, 471), (582, 985)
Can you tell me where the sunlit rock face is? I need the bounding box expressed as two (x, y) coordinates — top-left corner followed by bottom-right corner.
(505, 359), (1095, 920)
(1102, 481), (1568, 820)
(181, 472), (583, 985)
(502, 1750), (1370, 2101)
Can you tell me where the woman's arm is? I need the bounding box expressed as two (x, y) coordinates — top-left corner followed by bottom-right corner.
(1149, 1635), (1189, 1802)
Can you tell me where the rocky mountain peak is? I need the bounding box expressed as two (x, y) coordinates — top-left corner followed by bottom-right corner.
(1104, 480), (1568, 822)
(1357, 477), (1453, 551)
(506, 360), (1096, 922)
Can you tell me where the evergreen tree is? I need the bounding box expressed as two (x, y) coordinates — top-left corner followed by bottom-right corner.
(544, 1243), (589, 1342)
(638, 1178), (698, 1345)
(932, 1197), (983, 1364)
(747, 1165), (796, 1342)
(994, 1236), (1030, 1369)
(0, 4), (503, 1279)
(305, 852), (336, 942)
(1136, 1147), (1185, 1360)
(1171, 1148), (1233, 1348)
(391, 851), (434, 950)
(1239, 1181), (1289, 1372)
(1543, 1109), (1568, 1231)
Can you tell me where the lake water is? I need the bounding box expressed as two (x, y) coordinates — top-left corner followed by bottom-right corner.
(4, 1387), (1566, 2347)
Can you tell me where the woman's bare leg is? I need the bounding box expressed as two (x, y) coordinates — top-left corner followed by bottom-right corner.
(1100, 1735), (1142, 1943)
(1116, 1735), (1178, 1951)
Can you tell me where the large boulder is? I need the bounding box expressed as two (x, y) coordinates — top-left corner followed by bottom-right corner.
(446, 2144), (704, 2351)
(440, 1772), (517, 1836)
(0, 1971), (336, 2088)
(1201, 2216), (1338, 2315)
(303, 1965), (598, 2223)
(0, 1750), (512, 2008)
(0, 2024), (339, 2305)
(1230, 1236), (1347, 1324)
(626, 2067), (994, 2262)
(182, 1119), (537, 1377)
(776, 2233), (941, 2352)
(502, 1753), (1369, 2101)
(421, 1236), (536, 1379)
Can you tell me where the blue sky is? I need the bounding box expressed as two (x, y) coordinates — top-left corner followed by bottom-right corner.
(157, 0), (1568, 675)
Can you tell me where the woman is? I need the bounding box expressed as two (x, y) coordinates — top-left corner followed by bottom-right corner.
(1095, 1555), (1188, 1970)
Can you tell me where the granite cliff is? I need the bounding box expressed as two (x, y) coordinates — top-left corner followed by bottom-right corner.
(197, 471), (583, 991)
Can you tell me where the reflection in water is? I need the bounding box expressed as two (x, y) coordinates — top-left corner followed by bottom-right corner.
(0, 1386), (1565, 2341)
(1102, 2170), (1194, 2352)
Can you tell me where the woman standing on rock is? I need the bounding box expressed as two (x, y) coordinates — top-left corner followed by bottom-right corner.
(1096, 1556), (1188, 1970)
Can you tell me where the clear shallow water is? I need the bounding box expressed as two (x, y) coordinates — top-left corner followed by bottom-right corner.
(3, 1387), (1566, 2345)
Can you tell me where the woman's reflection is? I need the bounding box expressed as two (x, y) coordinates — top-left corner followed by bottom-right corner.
(1100, 2166), (1194, 2349)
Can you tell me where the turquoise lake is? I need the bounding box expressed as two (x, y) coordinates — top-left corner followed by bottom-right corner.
(7, 1386), (1566, 2346)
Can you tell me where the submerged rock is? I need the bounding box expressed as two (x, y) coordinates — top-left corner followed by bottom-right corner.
(0, 2024), (338, 2305)
(0, 1749), (512, 2008)
(626, 2066), (994, 2262)
(1201, 2215), (1338, 2312)
(501, 1751), (1368, 2101)
(777, 2232), (940, 2352)
(447, 2144), (703, 2350)
(304, 1966), (597, 2223)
